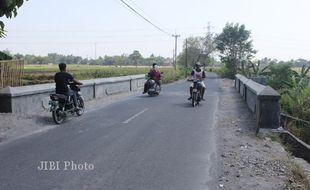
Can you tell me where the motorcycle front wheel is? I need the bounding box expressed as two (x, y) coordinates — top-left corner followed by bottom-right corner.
(192, 92), (196, 107)
(52, 107), (66, 124)
(155, 84), (161, 94)
(76, 97), (84, 116)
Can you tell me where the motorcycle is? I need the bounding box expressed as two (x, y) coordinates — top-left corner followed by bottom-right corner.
(188, 79), (202, 107)
(147, 79), (161, 96)
(49, 82), (84, 124)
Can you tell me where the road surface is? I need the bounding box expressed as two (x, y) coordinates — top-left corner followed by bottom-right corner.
(0, 73), (221, 190)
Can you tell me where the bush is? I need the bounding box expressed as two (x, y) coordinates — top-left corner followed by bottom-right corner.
(162, 70), (183, 84)
(281, 81), (310, 144)
(267, 63), (294, 90)
(215, 65), (235, 78)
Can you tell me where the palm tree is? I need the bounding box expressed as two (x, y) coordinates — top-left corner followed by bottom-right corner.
(249, 60), (270, 77)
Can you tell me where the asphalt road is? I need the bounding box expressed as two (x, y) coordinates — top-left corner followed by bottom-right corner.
(0, 73), (221, 190)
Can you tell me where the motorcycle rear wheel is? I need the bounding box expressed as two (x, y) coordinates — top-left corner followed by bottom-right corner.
(52, 107), (65, 124)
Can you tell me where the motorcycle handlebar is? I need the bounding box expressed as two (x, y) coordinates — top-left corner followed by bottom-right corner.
(69, 81), (83, 85)
(187, 79), (203, 82)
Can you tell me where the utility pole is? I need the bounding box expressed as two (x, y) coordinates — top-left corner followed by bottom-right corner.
(185, 38), (188, 77)
(172, 34), (180, 70)
(94, 43), (97, 60)
(207, 22), (212, 36)
(204, 22), (214, 69)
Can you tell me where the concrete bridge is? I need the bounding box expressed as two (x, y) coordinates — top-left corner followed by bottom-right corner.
(0, 73), (287, 190)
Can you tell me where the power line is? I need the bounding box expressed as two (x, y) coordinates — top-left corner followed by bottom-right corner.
(0, 39), (174, 45)
(6, 27), (206, 33)
(119, 0), (172, 36)
(126, 0), (171, 33)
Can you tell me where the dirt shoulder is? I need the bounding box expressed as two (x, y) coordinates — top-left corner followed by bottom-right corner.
(216, 78), (310, 190)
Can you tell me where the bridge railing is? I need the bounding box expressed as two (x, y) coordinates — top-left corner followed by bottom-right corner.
(235, 74), (281, 133)
(0, 74), (145, 113)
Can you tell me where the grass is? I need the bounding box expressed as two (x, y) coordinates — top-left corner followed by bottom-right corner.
(269, 133), (282, 143)
(22, 64), (181, 85)
(285, 161), (310, 190)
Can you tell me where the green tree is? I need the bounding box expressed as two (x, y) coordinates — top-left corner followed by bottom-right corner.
(146, 54), (166, 66)
(199, 31), (215, 67)
(113, 54), (128, 65)
(295, 59), (310, 67)
(0, 51), (12, 60)
(215, 23), (256, 78)
(129, 50), (143, 68)
(267, 63), (295, 90)
(247, 60), (270, 77)
(0, 49), (12, 60)
(177, 36), (205, 74)
(103, 55), (115, 65)
(33, 56), (46, 64)
(0, 0), (28, 37)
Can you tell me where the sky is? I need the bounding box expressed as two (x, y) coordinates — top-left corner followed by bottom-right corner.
(1, 0), (310, 61)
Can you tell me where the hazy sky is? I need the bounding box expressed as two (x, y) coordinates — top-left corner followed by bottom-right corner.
(1, 0), (310, 61)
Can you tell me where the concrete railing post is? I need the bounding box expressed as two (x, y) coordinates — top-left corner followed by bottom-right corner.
(257, 86), (281, 130)
(235, 74), (281, 132)
(93, 83), (96, 99)
(0, 87), (12, 113)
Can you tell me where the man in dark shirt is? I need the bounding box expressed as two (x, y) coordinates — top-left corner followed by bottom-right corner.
(54, 63), (82, 108)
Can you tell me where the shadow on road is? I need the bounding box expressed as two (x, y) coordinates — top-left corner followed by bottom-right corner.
(36, 115), (58, 125)
(171, 102), (201, 108)
(136, 95), (160, 98)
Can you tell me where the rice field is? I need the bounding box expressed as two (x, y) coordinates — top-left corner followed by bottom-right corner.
(22, 64), (181, 85)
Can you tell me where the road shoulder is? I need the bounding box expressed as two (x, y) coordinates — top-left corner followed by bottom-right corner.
(216, 78), (310, 190)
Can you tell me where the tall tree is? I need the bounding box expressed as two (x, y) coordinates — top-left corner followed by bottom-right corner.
(0, 0), (28, 38)
(198, 31), (215, 67)
(215, 23), (256, 78)
(129, 50), (143, 68)
(177, 37), (203, 70)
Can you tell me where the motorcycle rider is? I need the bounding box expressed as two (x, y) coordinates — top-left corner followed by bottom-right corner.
(54, 63), (83, 109)
(143, 63), (162, 94)
(188, 62), (206, 100)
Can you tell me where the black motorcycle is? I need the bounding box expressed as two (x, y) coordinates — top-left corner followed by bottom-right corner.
(188, 79), (202, 107)
(49, 82), (84, 124)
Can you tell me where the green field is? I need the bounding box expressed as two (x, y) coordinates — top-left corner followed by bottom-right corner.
(22, 64), (182, 85)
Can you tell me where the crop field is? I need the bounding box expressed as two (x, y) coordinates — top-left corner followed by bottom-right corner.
(22, 64), (181, 85)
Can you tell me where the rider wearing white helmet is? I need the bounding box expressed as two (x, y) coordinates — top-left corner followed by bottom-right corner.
(187, 62), (206, 100)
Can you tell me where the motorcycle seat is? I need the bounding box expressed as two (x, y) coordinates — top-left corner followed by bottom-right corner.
(50, 93), (69, 102)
